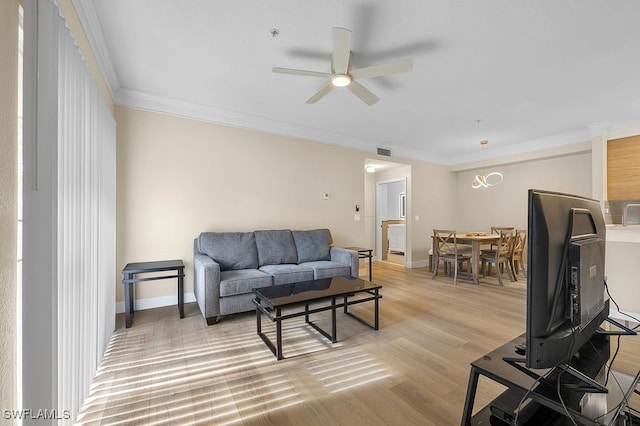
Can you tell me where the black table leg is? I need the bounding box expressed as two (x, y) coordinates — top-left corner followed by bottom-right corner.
(461, 366), (480, 425)
(124, 273), (134, 328)
(276, 308), (283, 360)
(256, 302), (262, 335)
(178, 267), (184, 318)
(331, 297), (337, 343)
(374, 288), (379, 330)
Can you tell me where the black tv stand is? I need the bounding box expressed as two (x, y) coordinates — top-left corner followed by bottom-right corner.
(503, 332), (611, 395)
(598, 317), (637, 336)
(461, 334), (640, 425)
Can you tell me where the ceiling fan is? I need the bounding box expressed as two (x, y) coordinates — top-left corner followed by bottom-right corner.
(273, 27), (413, 105)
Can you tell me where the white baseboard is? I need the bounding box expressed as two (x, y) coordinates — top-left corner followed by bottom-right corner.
(116, 292), (196, 314)
(407, 260), (429, 268)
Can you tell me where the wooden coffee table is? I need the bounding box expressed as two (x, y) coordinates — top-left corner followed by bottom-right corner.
(253, 276), (382, 360)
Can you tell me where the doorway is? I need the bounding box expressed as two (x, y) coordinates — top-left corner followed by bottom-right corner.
(376, 179), (406, 265)
(364, 158), (411, 268)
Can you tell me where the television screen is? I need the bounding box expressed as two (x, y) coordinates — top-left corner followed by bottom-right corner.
(525, 189), (609, 369)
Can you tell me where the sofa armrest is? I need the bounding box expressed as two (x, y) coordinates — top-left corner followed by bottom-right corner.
(330, 247), (359, 278)
(194, 251), (221, 322)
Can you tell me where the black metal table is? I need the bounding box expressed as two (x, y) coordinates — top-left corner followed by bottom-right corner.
(462, 333), (640, 425)
(253, 276), (382, 360)
(121, 259), (185, 328)
(344, 246), (373, 281)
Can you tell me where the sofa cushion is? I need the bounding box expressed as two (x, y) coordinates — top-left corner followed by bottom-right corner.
(254, 230), (298, 266)
(292, 229), (332, 263)
(259, 264), (314, 285)
(302, 261), (351, 280)
(197, 232), (258, 271)
(219, 269), (273, 297)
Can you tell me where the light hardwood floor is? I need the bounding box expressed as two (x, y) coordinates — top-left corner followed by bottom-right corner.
(76, 262), (639, 425)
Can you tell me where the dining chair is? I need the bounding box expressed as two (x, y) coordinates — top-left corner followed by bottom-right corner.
(483, 226), (515, 255)
(480, 230), (514, 286)
(432, 229), (471, 285)
(509, 229), (527, 281)
(490, 226), (515, 235)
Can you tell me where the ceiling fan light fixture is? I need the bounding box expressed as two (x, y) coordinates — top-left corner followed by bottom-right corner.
(331, 74), (351, 87)
(272, 27), (412, 104)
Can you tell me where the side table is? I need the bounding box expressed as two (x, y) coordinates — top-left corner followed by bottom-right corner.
(344, 247), (373, 281)
(121, 259), (185, 328)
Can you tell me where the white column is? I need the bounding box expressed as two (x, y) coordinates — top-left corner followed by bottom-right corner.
(588, 121), (610, 202)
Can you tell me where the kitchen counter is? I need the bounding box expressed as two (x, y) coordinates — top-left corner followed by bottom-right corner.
(605, 225), (640, 323)
(606, 224), (640, 243)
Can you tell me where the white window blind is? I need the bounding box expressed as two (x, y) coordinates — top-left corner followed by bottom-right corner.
(22, 0), (116, 423)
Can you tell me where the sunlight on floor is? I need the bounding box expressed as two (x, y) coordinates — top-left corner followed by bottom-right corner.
(305, 348), (392, 394)
(76, 327), (304, 425)
(77, 315), (394, 425)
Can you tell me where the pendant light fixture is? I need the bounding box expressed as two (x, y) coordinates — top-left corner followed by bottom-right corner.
(472, 140), (503, 189)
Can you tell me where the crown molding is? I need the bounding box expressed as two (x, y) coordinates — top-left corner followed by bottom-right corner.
(607, 118), (640, 140)
(114, 88), (447, 164)
(449, 134), (592, 172)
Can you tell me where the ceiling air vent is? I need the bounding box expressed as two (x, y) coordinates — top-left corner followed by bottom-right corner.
(377, 147), (391, 157)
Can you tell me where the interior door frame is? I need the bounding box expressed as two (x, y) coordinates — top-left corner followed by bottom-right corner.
(375, 178), (407, 265)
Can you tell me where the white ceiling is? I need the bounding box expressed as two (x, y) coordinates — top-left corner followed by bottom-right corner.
(75, 0), (640, 165)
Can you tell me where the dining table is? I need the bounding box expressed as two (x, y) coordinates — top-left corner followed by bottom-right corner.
(443, 233), (501, 285)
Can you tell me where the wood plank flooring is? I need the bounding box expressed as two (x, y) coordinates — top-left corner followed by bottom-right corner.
(76, 262), (639, 425)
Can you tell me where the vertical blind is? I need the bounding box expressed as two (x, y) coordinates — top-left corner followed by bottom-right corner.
(23, 0), (116, 423)
(56, 3), (116, 421)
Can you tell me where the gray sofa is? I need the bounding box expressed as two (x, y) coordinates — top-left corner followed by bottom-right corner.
(193, 228), (359, 325)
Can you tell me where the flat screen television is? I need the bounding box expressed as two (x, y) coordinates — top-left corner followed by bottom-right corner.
(526, 189), (609, 369)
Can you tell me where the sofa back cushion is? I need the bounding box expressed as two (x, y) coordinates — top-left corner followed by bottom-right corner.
(197, 232), (258, 271)
(292, 229), (332, 263)
(254, 230), (298, 266)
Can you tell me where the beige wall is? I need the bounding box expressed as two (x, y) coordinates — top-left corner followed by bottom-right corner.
(411, 160), (459, 262)
(455, 151), (592, 232)
(606, 241), (640, 317)
(0, 0), (19, 417)
(115, 106), (457, 305)
(367, 162), (459, 267)
(120, 99), (592, 308)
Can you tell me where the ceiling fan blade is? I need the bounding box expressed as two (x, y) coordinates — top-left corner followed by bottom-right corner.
(350, 58), (413, 79)
(331, 27), (352, 74)
(305, 82), (334, 104)
(272, 67), (332, 79)
(347, 80), (379, 105)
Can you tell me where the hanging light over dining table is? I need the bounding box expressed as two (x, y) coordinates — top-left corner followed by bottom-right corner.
(472, 140), (503, 189)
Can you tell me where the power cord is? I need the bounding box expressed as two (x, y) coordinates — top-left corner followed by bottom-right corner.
(605, 280), (640, 329)
(514, 279), (638, 425)
(514, 328), (580, 425)
(513, 370), (544, 426)
(556, 368), (579, 426)
(555, 324), (579, 425)
(586, 336), (629, 424)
